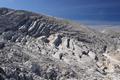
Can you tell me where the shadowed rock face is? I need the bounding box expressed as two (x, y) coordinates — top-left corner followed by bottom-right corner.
(0, 8), (120, 80)
(0, 42), (5, 49)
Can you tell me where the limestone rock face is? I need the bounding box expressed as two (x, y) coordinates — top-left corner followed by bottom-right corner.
(0, 8), (120, 80)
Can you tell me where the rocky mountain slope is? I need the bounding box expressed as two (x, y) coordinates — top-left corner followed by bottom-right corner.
(0, 8), (120, 80)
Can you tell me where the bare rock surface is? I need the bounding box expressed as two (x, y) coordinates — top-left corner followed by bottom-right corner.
(0, 8), (120, 80)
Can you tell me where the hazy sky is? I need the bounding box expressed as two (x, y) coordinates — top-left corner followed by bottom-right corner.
(0, 0), (120, 25)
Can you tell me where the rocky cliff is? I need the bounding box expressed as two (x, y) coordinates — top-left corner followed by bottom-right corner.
(0, 8), (120, 80)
